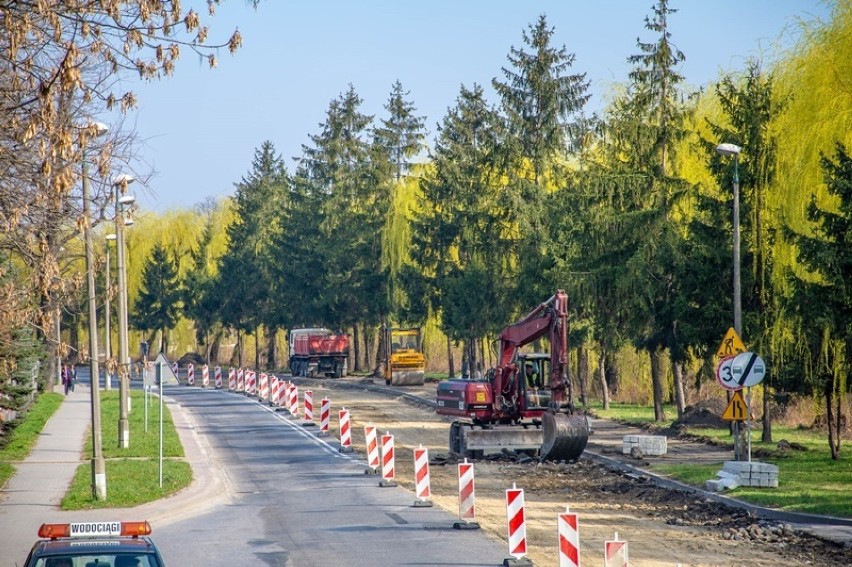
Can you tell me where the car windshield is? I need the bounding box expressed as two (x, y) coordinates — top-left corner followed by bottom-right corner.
(37, 554), (159, 567)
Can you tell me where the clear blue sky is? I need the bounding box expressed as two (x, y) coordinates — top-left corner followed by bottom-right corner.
(122, 0), (832, 213)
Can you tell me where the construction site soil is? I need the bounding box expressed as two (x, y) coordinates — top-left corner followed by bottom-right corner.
(289, 375), (852, 567)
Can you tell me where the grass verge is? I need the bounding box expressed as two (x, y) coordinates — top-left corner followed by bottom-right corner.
(64, 388), (191, 509)
(591, 401), (852, 517)
(0, 392), (64, 488)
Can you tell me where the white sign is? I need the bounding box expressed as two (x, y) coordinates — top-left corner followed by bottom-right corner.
(731, 352), (766, 388)
(69, 522), (121, 537)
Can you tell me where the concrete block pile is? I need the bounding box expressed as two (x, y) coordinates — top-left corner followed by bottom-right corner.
(622, 434), (668, 456)
(706, 460), (779, 492)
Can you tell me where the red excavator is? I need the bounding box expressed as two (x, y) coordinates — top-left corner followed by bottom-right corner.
(436, 290), (589, 461)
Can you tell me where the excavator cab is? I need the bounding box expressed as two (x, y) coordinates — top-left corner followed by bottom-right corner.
(519, 355), (551, 411)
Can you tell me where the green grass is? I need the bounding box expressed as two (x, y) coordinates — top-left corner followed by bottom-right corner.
(591, 402), (852, 517)
(65, 389), (191, 509)
(0, 392), (64, 488)
(62, 459), (192, 509)
(82, 390), (184, 459)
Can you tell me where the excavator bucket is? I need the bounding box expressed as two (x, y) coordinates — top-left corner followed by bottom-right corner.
(540, 411), (590, 461)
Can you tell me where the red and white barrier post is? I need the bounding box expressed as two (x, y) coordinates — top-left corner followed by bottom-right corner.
(187, 363), (195, 386)
(558, 506), (580, 567)
(338, 408), (353, 453)
(364, 424), (379, 474)
(454, 458), (480, 529)
(412, 445), (432, 507)
(504, 484), (528, 564)
(288, 383), (299, 416)
(318, 397), (330, 436)
(202, 364), (210, 388)
(172, 362), (179, 380)
(259, 372), (269, 402)
(281, 381), (292, 414)
(214, 365), (222, 388)
(604, 532), (628, 567)
(302, 390), (315, 426)
(228, 367), (236, 390)
(237, 368), (245, 392)
(270, 376), (280, 407)
(247, 370), (257, 396)
(379, 432), (397, 487)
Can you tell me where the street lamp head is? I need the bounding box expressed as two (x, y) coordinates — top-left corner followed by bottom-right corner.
(77, 121), (109, 137)
(716, 143), (742, 156)
(106, 234), (117, 241)
(118, 194), (136, 206)
(124, 218), (135, 227)
(113, 173), (135, 186)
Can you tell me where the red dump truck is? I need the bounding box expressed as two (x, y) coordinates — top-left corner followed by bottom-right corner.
(288, 328), (349, 378)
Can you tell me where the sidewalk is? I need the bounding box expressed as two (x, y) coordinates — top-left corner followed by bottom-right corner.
(0, 383), (230, 563)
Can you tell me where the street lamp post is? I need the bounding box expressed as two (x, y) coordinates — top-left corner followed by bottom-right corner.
(716, 142), (744, 460)
(114, 173), (135, 449)
(81, 120), (109, 500)
(104, 234), (116, 391)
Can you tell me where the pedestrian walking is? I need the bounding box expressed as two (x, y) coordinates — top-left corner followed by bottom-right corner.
(62, 365), (70, 395)
(70, 366), (76, 392)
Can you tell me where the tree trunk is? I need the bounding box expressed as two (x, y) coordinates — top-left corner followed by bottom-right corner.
(604, 350), (619, 396)
(265, 327), (276, 370)
(650, 347), (667, 422)
(161, 326), (169, 357)
(598, 348), (610, 410)
(363, 325), (373, 370)
(372, 324), (385, 377)
(352, 325), (361, 372)
(447, 336), (455, 378)
(209, 327), (222, 366)
(577, 345), (589, 407)
(826, 379), (839, 460)
(253, 325), (260, 370)
(672, 359), (686, 419)
(761, 375), (773, 443)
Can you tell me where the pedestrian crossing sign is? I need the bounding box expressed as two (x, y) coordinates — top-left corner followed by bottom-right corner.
(716, 327), (746, 358)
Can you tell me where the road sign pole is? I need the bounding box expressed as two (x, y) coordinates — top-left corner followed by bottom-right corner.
(746, 388), (752, 462)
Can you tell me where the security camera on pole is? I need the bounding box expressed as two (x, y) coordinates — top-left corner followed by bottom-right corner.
(114, 173), (135, 449)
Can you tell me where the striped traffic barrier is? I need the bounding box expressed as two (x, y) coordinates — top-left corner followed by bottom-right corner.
(288, 383), (298, 416)
(379, 432), (397, 487)
(558, 506), (580, 567)
(302, 390), (315, 426)
(338, 408), (353, 453)
(228, 367), (236, 390)
(247, 370), (257, 396)
(605, 533), (628, 567)
(505, 484), (527, 562)
(412, 445), (432, 507)
(454, 458), (479, 529)
(214, 366), (222, 388)
(364, 424), (379, 474)
(270, 376), (280, 407)
(187, 363), (195, 386)
(259, 372), (269, 401)
(202, 364), (209, 388)
(318, 397), (330, 436)
(281, 381), (292, 413)
(237, 368), (245, 392)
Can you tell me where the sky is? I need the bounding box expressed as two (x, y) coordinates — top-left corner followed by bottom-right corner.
(119, 0), (833, 213)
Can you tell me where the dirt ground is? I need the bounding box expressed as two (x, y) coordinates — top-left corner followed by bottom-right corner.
(293, 377), (852, 567)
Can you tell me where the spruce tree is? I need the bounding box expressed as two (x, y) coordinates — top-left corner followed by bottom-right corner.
(374, 80), (427, 183)
(132, 243), (181, 354)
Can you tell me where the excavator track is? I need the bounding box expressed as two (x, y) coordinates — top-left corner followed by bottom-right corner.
(540, 411), (590, 461)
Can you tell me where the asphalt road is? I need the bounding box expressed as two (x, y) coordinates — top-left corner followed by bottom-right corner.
(152, 387), (509, 566)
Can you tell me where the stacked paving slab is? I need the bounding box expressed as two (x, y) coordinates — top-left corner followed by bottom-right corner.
(622, 435), (668, 456)
(706, 460), (779, 491)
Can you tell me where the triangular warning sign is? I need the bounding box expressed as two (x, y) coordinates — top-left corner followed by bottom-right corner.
(716, 327), (746, 358)
(721, 390), (748, 421)
(153, 352), (179, 385)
